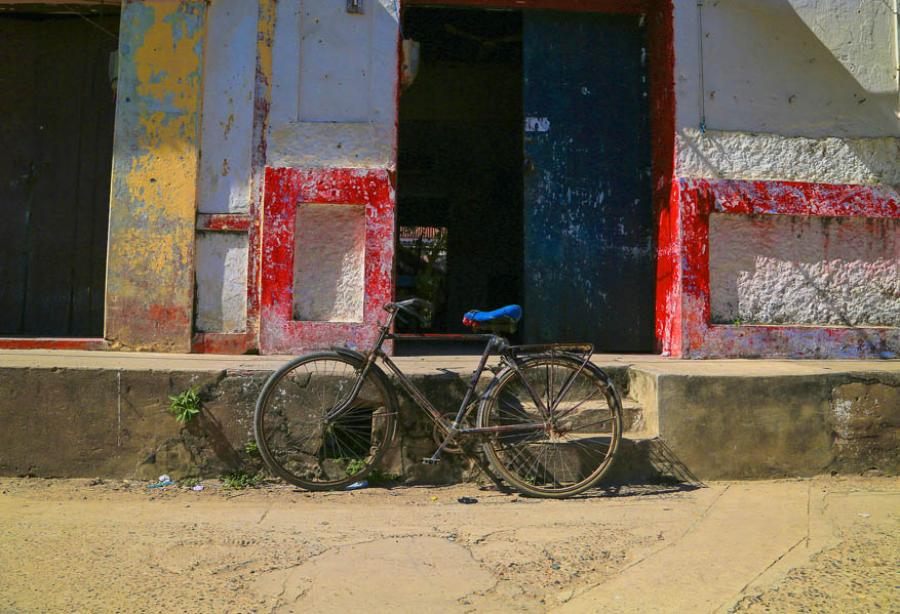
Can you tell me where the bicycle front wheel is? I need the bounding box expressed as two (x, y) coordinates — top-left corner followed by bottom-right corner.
(254, 351), (397, 491)
(477, 355), (622, 498)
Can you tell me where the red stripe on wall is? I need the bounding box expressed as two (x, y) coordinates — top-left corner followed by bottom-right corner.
(0, 338), (108, 351)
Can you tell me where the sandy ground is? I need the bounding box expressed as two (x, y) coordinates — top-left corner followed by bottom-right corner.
(0, 476), (896, 613)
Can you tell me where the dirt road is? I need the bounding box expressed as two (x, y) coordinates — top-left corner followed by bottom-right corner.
(0, 476), (896, 613)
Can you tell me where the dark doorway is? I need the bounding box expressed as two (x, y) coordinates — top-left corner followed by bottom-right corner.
(0, 9), (118, 337)
(397, 7), (524, 342)
(396, 6), (655, 353)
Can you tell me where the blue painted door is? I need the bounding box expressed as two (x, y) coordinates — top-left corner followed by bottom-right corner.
(523, 11), (653, 351)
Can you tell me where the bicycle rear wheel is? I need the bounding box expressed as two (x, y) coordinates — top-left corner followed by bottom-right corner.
(254, 351), (397, 491)
(476, 355), (622, 498)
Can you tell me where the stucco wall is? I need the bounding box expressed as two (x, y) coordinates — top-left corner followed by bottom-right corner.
(677, 130), (900, 189)
(268, 0), (399, 168)
(674, 0), (899, 184)
(292, 204), (365, 322)
(197, 0), (257, 214)
(710, 213), (900, 327)
(195, 232), (248, 333)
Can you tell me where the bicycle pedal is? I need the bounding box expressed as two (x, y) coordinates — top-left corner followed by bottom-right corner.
(421, 457), (441, 465)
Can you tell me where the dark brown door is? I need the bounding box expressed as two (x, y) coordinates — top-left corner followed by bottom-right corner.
(0, 12), (119, 337)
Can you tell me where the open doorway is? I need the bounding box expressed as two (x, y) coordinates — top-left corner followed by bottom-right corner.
(396, 7), (524, 343)
(0, 6), (118, 337)
(396, 5), (656, 353)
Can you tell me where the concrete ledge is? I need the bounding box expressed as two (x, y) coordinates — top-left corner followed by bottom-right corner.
(633, 364), (900, 479)
(0, 351), (897, 483)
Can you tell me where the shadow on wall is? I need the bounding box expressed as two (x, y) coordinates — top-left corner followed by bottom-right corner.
(698, 0), (899, 137)
(677, 129), (900, 189)
(676, 0), (900, 191)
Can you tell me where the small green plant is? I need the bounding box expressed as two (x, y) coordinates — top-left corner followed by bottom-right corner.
(169, 387), (202, 424)
(244, 441), (260, 457)
(181, 477), (201, 488)
(344, 458), (367, 476)
(733, 317), (745, 326)
(221, 471), (260, 490)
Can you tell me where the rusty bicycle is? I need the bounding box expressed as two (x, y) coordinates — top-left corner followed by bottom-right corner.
(253, 298), (623, 498)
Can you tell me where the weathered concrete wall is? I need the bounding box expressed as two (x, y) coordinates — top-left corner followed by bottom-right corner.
(106, 0), (206, 352)
(267, 0), (399, 168)
(674, 0), (899, 183)
(828, 380), (900, 473)
(662, 0), (900, 357)
(639, 366), (900, 479)
(0, 366), (266, 479)
(1, 360), (895, 481)
(675, 0), (898, 137)
(197, 0), (257, 214)
(195, 232), (249, 333)
(292, 204), (365, 322)
(710, 214), (900, 326)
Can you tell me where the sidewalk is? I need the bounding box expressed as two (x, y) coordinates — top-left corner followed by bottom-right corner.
(0, 476), (896, 612)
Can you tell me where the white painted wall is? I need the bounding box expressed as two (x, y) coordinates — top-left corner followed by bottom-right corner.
(293, 204), (365, 322)
(710, 214), (900, 327)
(674, 0), (900, 186)
(197, 0), (258, 213)
(268, 0), (399, 169)
(195, 232), (249, 333)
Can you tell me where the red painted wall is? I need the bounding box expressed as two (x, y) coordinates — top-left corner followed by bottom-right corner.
(259, 168), (395, 354)
(657, 178), (900, 358)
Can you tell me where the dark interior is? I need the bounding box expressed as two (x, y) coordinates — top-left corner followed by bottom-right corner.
(396, 7), (523, 347)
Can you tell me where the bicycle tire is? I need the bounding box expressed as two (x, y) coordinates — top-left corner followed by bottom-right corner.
(254, 351), (398, 491)
(476, 354), (622, 498)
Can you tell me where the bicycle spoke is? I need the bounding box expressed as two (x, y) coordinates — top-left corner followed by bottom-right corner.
(481, 356), (622, 496)
(256, 354), (396, 489)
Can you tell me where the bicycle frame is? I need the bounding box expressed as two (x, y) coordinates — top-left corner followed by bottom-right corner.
(326, 305), (596, 463)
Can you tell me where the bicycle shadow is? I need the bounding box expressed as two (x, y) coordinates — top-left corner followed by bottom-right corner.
(476, 437), (706, 500)
(582, 437), (706, 499)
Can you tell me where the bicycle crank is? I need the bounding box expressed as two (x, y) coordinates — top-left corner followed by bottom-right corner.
(431, 412), (464, 455)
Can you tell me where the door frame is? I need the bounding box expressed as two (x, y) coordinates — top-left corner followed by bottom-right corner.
(400, 0), (675, 352)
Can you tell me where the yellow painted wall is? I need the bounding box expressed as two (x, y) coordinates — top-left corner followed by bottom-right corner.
(105, 0), (206, 351)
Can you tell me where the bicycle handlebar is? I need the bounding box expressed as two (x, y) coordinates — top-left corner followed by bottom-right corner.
(385, 298), (433, 327)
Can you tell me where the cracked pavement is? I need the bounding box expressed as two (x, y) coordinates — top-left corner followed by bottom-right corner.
(0, 476), (896, 613)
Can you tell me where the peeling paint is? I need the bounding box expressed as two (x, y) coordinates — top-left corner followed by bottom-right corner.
(197, 0), (257, 214)
(260, 167), (394, 354)
(106, 0), (207, 352)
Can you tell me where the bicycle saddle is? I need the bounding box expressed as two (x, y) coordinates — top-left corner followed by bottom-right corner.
(463, 305), (522, 334)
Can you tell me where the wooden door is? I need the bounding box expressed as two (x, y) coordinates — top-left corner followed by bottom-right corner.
(0, 14), (118, 336)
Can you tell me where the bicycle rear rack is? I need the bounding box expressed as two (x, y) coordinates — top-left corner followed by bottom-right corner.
(507, 342), (594, 362)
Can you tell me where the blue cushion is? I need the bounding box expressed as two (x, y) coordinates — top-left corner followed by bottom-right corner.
(465, 304), (522, 323)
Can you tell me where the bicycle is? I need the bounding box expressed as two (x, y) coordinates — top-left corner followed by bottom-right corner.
(253, 298), (623, 498)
